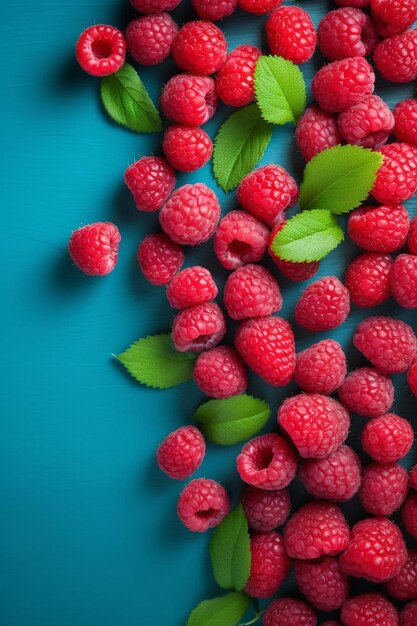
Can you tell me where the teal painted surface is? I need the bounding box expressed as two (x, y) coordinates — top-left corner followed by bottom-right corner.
(1, 1), (416, 624)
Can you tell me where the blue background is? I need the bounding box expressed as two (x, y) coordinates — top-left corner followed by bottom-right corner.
(1, 1), (416, 624)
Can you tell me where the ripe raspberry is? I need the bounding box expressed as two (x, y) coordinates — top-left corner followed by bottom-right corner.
(177, 478), (229, 532)
(223, 264), (282, 320)
(278, 394), (350, 459)
(409, 216), (417, 255)
(156, 425), (205, 480)
(353, 316), (417, 375)
(294, 557), (349, 611)
(124, 156), (176, 212)
(214, 211), (269, 271)
(166, 266), (217, 309)
(338, 367), (394, 417)
(263, 598), (317, 626)
(341, 594), (399, 626)
(68, 222), (121, 276)
(295, 339), (347, 395)
(391, 254), (417, 309)
(171, 302), (226, 353)
(373, 30), (417, 83)
(236, 433), (297, 491)
(238, 0), (283, 15)
(284, 501), (349, 559)
(318, 8), (378, 61)
(299, 445), (362, 502)
(160, 74), (217, 125)
(295, 276), (350, 332)
(295, 106), (341, 162)
(192, 0), (237, 21)
(340, 518), (407, 582)
(344, 252), (393, 308)
(162, 125), (212, 173)
(75, 25), (126, 77)
(172, 21), (227, 76)
(371, 0), (417, 38)
(130, 0), (181, 13)
(359, 463), (409, 516)
(410, 464), (417, 490)
(408, 355), (417, 397)
(312, 57), (375, 114)
(338, 95), (394, 149)
(268, 222), (320, 282)
(216, 45), (261, 108)
(193, 346), (247, 398)
(361, 413), (414, 463)
(402, 493), (417, 539)
(234, 316), (295, 386)
(266, 7), (317, 65)
(137, 233), (184, 285)
(386, 549), (417, 601)
(347, 204), (409, 253)
(125, 14), (178, 66)
(400, 602), (417, 626)
(240, 486), (290, 532)
(394, 99), (417, 146)
(335, 0), (370, 5)
(237, 165), (299, 229)
(244, 531), (291, 598)
(159, 183), (220, 246)
(372, 143), (417, 204)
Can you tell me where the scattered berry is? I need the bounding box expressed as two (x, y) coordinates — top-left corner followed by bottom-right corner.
(312, 56), (375, 113)
(216, 45), (261, 108)
(238, 0), (283, 15)
(240, 486), (291, 532)
(408, 355), (417, 397)
(161, 74), (217, 125)
(172, 21), (227, 76)
(177, 478), (229, 532)
(223, 264), (282, 320)
(76, 25), (126, 77)
(137, 233), (184, 285)
(373, 29), (417, 83)
(371, 0), (417, 38)
(386, 549), (417, 601)
(192, 0), (238, 21)
(394, 99), (417, 146)
(156, 425), (205, 480)
(408, 216), (417, 255)
(294, 556), (349, 611)
(125, 14), (178, 65)
(299, 445), (362, 502)
(193, 346), (248, 398)
(166, 266), (217, 309)
(372, 143), (417, 204)
(295, 276), (351, 332)
(338, 95), (394, 150)
(295, 339), (347, 395)
(129, 0), (181, 13)
(124, 156), (176, 212)
(361, 413), (414, 463)
(402, 493), (417, 539)
(236, 433), (297, 491)
(341, 593), (399, 626)
(391, 254), (417, 309)
(244, 531), (291, 598)
(265, 6), (317, 65)
(171, 302), (226, 352)
(295, 106), (341, 162)
(338, 367), (394, 417)
(400, 601), (417, 626)
(68, 222), (121, 276)
(162, 125), (212, 173)
(214, 210), (269, 271)
(347, 203), (409, 253)
(359, 463), (409, 515)
(318, 8), (379, 61)
(263, 598), (317, 626)
(344, 252), (393, 308)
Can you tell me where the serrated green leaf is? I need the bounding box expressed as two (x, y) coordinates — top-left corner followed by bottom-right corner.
(299, 145), (383, 213)
(210, 504), (251, 591)
(213, 104), (273, 193)
(254, 56), (306, 125)
(187, 592), (251, 626)
(101, 63), (162, 133)
(116, 333), (196, 389)
(271, 209), (344, 262)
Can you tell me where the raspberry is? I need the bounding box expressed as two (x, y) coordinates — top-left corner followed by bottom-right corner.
(294, 557), (349, 611)
(125, 14), (178, 66)
(162, 125), (212, 173)
(295, 276), (350, 332)
(160, 74), (217, 125)
(244, 531), (291, 598)
(322, 622), (342, 626)
(156, 425), (205, 480)
(312, 57), (375, 113)
(223, 264), (282, 320)
(371, 0), (417, 38)
(68, 222), (121, 276)
(159, 183), (220, 246)
(400, 602), (417, 626)
(177, 478), (229, 532)
(359, 463), (409, 516)
(172, 21), (227, 76)
(411, 464), (417, 490)
(124, 156), (176, 212)
(236, 433), (297, 491)
(166, 266), (217, 309)
(278, 394), (350, 459)
(344, 252), (393, 308)
(299, 445), (362, 502)
(214, 211), (269, 271)
(391, 255), (417, 309)
(386, 549), (417, 601)
(402, 493), (417, 539)
(338, 95), (394, 150)
(338, 367), (394, 417)
(263, 598), (317, 626)
(237, 165), (299, 229)
(373, 30), (417, 83)
(295, 106), (341, 162)
(335, 0), (370, 6)
(340, 518), (407, 583)
(409, 216), (417, 255)
(216, 45), (261, 108)
(284, 501), (349, 560)
(394, 99), (417, 146)
(361, 413), (414, 463)
(268, 222), (320, 282)
(171, 302), (226, 353)
(347, 204), (409, 253)
(295, 339), (347, 395)
(75, 25), (126, 77)
(318, 8), (379, 61)
(234, 316), (295, 386)
(193, 346), (248, 398)
(238, 0), (283, 15)
(408, 355), (417, 397)
(240, 486), (290, 532)
(341, 594), (399, 626)
(266, 7), (317, 65)
(372, 143), (417, 204)
(354, 316), (417, 375)
(137, 233), (184, 286)
(130, 0), (181, 13)
(192, 0), (237, 21)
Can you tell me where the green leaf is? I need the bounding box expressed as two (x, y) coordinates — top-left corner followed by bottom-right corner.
(210, 504), (251, 591)
(254, 55), (306, 125)
(271, 209), (344, 262)
(101, 63), (162, 133)
(187, 592), (251, 626)
(194, 394), (270, 446)
(115, 333), (196, 389)
(299, 145), (384, 213)
(213, 104), (273, 193)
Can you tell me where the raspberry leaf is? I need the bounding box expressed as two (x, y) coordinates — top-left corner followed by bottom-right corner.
(186, 592), (251, 626)
(101, 63), (162, 133)
(254, 56), (306, 125)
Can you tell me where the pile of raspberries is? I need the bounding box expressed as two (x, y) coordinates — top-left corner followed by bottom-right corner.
(69, 0), (417, 624)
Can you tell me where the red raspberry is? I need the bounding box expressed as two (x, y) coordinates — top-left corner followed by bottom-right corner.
(125, 14), (178, 66)
(216, 45), (261, 108)
(402, 493), (417, 539)
(240, 486), (290, 532)
(177, 478), (229, 532)
(295, 106), (341, 162)
(284, 501), (349, 560)
(341, 594), (399, 626)
(335, 0), (370, 5)
(338, 367), (394, 417)
(124, 156), (176, 212)
(137, 233), (184, 285)
(318, 8), (379, 61)
(156, 425), (205, 480)
(266, 7), (317, 65)
(236, 433), (297, 491)
(130, 0), (181, 13)
(373, 30), (417, 83)
(192, 0), (237, 20)
(386, 549), (417, 601)
(394, 99), (417, 146)
(400, 601), (417, 626)
(295, 276), (350, 332)
(238, 0), (283, 15)
(224, 264), (282, 320)
(75, 25), (126, 77)
(295, 339), (347, 395)
(244, 531), (291, 598)
(354, 316), (417, 375)
(391, 254), (417, 309)
(312, 57), (375, 113)
(214, 211), (269, 271)
(172, 21), (227, 76)
(159, 183), (220, 246)
(340, 518), (407, 582)
(299, 445), (362, 502)
(347, 204), (409, 253)
(322, 622), (342, 626)
(268, 222), (320, 282)
(171, 302), (226, 353)
(411, 464), (417, 490)
(408, 355), (417, 397)
(361, 413), (414, 463)
(193, 345), (247, 398)
(371, 0), (417, 38)
(68, 222), (121, 276)
(294, 557), (349, 611)
(372, 143), (417, 204)
(237, 165), (299, 229)
(166, 266), (217, 309)
(409, 216), (417, 255)
(162, 125), (212, 173)
(338, 95), (394, 150)
(160, 74), (217, 125)
(359, 463), (409, 516)
(278, 394), (350, 459)
(234, 316), (296, 386)
(263, 598), (317, 626)
(344, 252), (393, 308)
